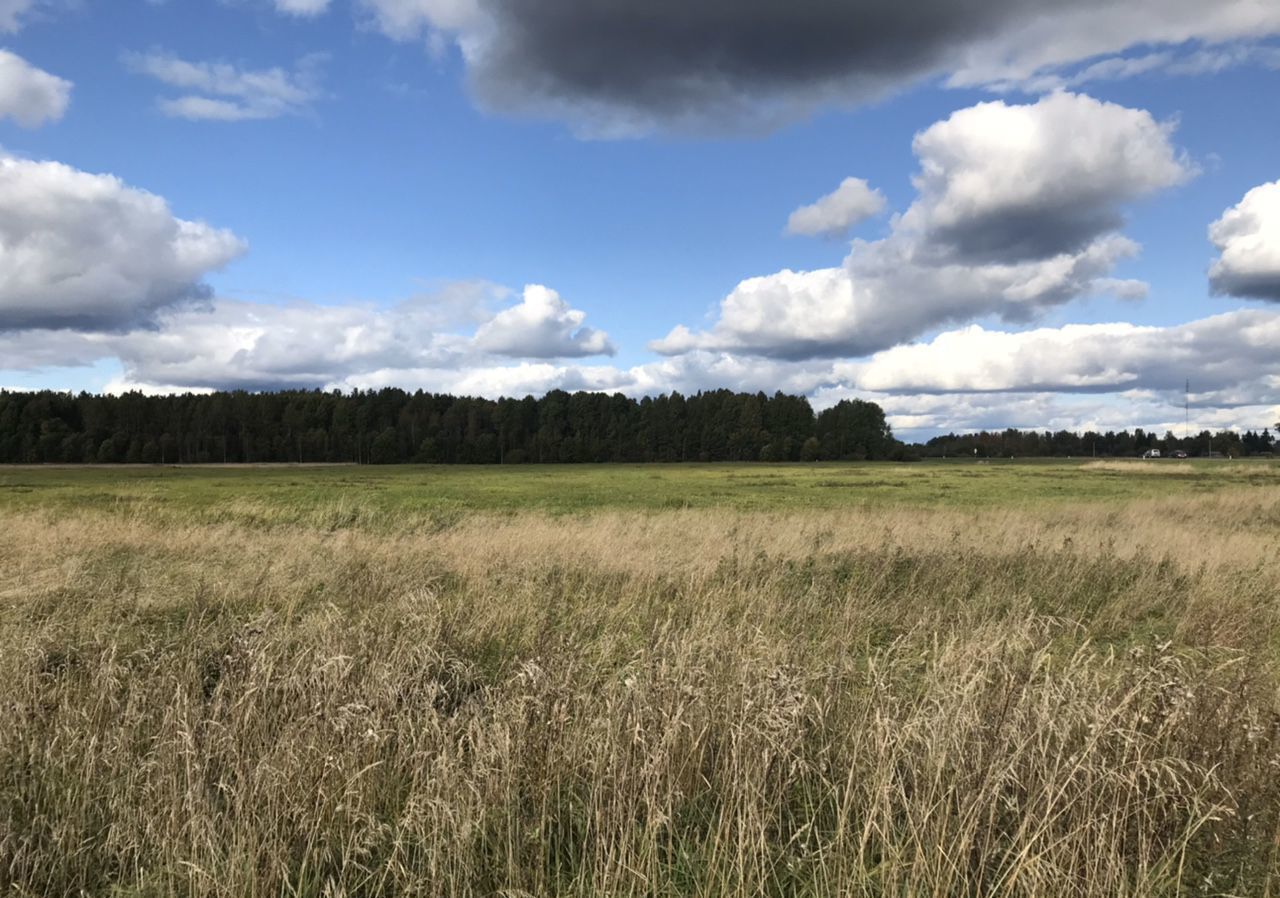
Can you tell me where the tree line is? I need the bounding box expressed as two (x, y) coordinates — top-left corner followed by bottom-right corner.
(0, 389), (896, 464)
(920, 427), (1277, 459)
(1, 389), (1272, 464)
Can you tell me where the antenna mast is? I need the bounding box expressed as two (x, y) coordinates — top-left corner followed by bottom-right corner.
(1185, 379), (1189, 441)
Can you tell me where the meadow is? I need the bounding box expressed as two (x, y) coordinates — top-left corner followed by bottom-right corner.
(1, 460), (1278, 897)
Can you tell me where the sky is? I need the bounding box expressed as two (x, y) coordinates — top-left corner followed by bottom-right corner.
(0, 0), (1278, 440)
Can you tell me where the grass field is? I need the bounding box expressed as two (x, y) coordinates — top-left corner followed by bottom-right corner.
(2, 457), (1279, 520)
(2, 461), (1279, 896)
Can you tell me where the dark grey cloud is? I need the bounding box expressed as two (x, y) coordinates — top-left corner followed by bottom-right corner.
(924, 205), (1125, 266)
(469, 0), (1009, 132)
(357, 0), (1280, 134)
(447, 0), (1280, 133)
(1213, 271), (1280, 302)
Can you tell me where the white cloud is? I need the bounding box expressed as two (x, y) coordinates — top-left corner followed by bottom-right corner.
(651, 236), (1142, 361)
(332, 351), (835, 403)
(0, 49), (70, 126)
(473, 284), (615, 358)
(273, 0), (330, 16)
(0, 155), (247, 331)
(124, 50), (325, 121)
(6, 303), (1279, 437)
(654, 93), (1188, 360)
(842, 310), (1280, 398)
(0, 301), (452, 389)
(1209, 180), (1280, 301)
(415, 361), (629, 399)
(901, 92), (1191, 261)
(786, 178), (885, 238)
(357, 0), (482, 41)
(335, 309), (1280, 436)
(0, 0), (35, 33)
(110, 299), (466, 389)
(1019, 43), (1280, 93)
(0, 281), (614, 389)
(943, 3), (1280, 92)
(1164, 43), (1280, 77)
(1051, 52), (1176, 89)
(859, 390), (1278, 442)
(102, 378), (215, 397)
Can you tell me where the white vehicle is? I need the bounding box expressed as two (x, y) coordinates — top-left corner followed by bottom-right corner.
(1141, 449), (1162, 459)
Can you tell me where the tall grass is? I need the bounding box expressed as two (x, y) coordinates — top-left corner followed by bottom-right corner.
(1, 490), (1278, 896)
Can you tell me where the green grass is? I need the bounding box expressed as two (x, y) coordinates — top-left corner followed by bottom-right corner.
(1, 458), (1277, 523)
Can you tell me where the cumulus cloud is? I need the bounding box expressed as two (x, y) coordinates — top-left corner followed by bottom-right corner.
(1209, 180), (1280, 301)
(814, 309), (1279, 437)
(652, 237), (1145, 360)
(346, 361), (632, 400)
(852, 390), (1277, 442)
(473, 284), (615, 358)
(0, 281), (615, 390)
(0, 49), (70, 126)
(330, 309), (1280, 436)
(361, 0), (1280, 134)
(843, 310), (1280, 397)
(124, 50), (325, 121)
(654, 93), (1187, 360)
(786, 178), (885, 238)
(5, 303), (1278, 437)
(655, 311), (1280, 435)
(108, 299), (467, 390)
(0, 155), (247, 331)
(329, 351), (839, 405)
(901, 92), (1191, 262)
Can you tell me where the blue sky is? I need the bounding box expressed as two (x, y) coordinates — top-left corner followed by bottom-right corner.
(0, 0), (1278, 438)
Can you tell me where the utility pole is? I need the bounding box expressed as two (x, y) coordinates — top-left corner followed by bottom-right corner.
(1185, 379), (1190, 442)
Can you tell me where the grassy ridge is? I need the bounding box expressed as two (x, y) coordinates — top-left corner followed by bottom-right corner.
(1, 464), (1278, 896)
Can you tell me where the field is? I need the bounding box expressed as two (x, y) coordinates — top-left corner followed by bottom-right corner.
(2, 460), (1279, 897)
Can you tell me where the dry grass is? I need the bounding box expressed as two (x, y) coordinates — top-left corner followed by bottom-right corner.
(1081, 461), (1196, 474)
(1081, 461), (1280, 477)
(1, 488), (1279, 897)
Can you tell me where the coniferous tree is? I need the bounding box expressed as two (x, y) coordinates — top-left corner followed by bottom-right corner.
(1, 387), (1263, 464)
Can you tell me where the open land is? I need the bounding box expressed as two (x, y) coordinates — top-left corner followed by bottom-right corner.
(2, 460), (1279, 896)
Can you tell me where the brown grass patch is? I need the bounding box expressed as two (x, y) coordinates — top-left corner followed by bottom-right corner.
(1, 489), (1278, 896)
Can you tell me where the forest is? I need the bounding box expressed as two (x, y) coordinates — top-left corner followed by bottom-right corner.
(0, 388), (1273, 464)
(0, 389), (894, 464)
(920, 425), (1277, 459)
